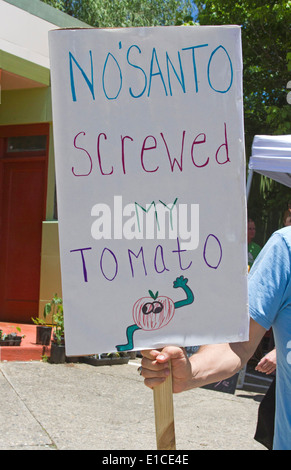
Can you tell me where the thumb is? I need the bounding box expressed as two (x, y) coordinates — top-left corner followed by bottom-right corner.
(156, 346), (185, 363)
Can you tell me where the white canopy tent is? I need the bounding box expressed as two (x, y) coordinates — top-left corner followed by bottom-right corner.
(246, 134), (291, 199)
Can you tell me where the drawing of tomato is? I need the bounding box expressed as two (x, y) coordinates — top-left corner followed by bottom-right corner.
(132, 290), (175, 331)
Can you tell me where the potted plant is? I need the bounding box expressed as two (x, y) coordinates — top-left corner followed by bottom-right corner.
(47, 294), (66, 364)
(0, 329), (9, 346)
(0, 327), (24, 346)
(31, 310), (52, 346)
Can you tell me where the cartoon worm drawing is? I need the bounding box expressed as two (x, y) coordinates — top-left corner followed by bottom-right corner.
(116, 275), (194, 351)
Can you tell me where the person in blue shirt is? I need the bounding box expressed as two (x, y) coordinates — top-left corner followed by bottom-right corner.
(141, 227), (291, 450)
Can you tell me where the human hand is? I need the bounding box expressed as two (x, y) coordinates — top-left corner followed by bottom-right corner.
(255, 348), (276, 375)
(140, 346), (193, 393)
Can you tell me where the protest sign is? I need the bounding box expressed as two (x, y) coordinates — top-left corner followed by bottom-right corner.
(49, 25), (249, 357)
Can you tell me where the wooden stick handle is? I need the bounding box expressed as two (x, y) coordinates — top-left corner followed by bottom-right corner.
(153, 361), (176, 450)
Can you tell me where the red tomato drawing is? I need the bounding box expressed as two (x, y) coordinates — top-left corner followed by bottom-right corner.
(132, 291), (175, 331)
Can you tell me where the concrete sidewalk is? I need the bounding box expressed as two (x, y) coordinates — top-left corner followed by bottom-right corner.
(0, 359), (266, 450)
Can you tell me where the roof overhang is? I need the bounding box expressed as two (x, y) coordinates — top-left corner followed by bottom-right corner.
(0, 0), (89, 90)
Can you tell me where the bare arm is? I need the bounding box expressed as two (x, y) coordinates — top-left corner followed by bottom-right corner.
(141, 318), (266, 393)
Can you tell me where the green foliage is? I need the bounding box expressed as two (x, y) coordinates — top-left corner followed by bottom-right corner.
(31, 317), (47, 325)
(32, 292), (62, 326)
(44, 293), (62, 317)
(266, 105), (291, 135)
(44, 294), (64, 344)
(41, 0), (194, 27)
(53, 305), (64, 345)
(0, 326), (24, 341)
(196, 0), (291, 146)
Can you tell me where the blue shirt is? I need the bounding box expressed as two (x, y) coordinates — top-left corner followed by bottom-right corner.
(248, 227), (291, 450)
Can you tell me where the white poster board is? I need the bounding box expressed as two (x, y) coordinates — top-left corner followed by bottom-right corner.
(49, 25), (249, 356)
